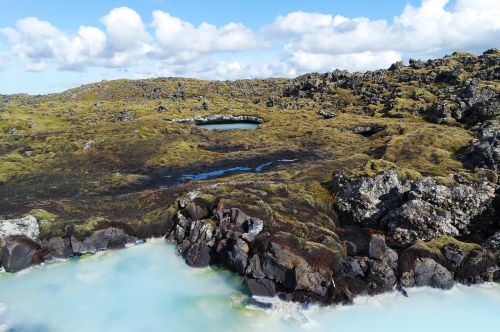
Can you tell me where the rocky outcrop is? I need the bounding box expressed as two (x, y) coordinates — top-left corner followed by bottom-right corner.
(401, 258), (455, 289)
(331, 169), (496, 245)
(1, 238), (45, 272)
(172, 114), (264, 125)
(463, 118), (500, 171)
(0, 216), (39, 240)
(167, 202), (334, 303)
(71, 227), (137, 255)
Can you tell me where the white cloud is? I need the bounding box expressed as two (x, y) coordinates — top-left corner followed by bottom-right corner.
(266, 0), (500, 72)
(0, 0), (499, 83)
(100, 7), (152, 66)
(151, 10), (266, 63)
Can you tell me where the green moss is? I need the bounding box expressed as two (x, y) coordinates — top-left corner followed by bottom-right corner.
(416, 236), (481, 255)
(27, 209), (57, 222)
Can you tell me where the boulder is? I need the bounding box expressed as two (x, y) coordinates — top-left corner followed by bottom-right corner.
(216, 238), (249, 274)
(413, 258), (454, 289)
(41, 237), (72, 259)
(384, 176), (496, 245)
(71, 227), (136, 255)
(185, 202), (208, 221)
(366, 260), (396, 291)
(369, 234), (388, 260)
(0, 215), (39, 240)
(2, 238), (44, 272)
(330, 169), (407, 226)
(484, 232), (500, 250)
(244, 277), (277, 297)
(260, 242), (331, 296)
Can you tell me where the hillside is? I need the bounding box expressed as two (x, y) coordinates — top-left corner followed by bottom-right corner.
(1, 49), (499, 303)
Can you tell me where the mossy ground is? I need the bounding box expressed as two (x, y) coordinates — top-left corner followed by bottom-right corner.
(1, 51), (498, 250)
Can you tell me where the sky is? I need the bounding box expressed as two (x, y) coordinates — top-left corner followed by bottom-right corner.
(0, 0), (499, 95)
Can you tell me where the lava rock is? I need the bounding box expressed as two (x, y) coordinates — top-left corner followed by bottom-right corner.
(1, 238), (44, 272)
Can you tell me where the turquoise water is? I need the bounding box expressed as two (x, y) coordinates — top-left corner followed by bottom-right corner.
(196, 122), (259, 130)
(1, 240), (499, 332)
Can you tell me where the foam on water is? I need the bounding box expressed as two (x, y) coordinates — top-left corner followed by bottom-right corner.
(0, 240), (499, 332)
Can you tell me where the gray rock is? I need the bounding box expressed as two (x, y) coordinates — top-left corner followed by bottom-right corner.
(244, 277), (277, 297)
(484, 232), (500, 250)
(185, 202), (208, 221)
(2, 238), (43, 272)
(342, 257), (365, 278)
(246, 254), (266, 279)
(184, 242), (211, 267)
(331, 169), (407, 225)
(216, 238), (249, 275)
(0, 215), (39, 240)
(413, 258), (454, 289)
(443, 243), (465, 268)
(71, 227), (136, 255)
(367, 260), (396, 291)
(369, 234), (388, 260)
(41, 237), (72, 259)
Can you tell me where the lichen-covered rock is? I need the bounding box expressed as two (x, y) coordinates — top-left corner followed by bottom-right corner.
(331, 169), (407, 225)
(384, 176), (496, 245)
(0, 215), (39, 240)
(463, 119), (500, 171)
(332, 170), (496, 245)
(71, 227), (136, 255)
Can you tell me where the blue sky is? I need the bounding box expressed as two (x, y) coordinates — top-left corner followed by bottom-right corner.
(0, 0), (498, 94)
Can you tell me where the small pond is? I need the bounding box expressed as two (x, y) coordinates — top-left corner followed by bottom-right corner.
(173, 159), (297, 185)
(196, 122), (259, 130)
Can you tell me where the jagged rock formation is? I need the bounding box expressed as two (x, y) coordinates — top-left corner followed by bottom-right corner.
(331, 169), (496, 245)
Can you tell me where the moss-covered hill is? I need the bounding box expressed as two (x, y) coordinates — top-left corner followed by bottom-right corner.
(0, 49), (499, 244)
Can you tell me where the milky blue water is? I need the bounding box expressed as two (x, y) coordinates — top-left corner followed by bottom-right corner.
(1, 240), (499, 332)
(196, 123), (259, 130)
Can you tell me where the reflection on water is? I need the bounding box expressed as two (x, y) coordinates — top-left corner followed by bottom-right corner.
(0, 240), (499, 332)
(197, 123), (259, 130)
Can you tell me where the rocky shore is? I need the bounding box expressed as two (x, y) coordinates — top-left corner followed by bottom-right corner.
(1, 49), (499, 306)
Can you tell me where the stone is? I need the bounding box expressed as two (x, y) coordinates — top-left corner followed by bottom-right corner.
(246, 254), (266, 279)
(0, 215), (39, 240)
(342, 257), (364, 278)
(369, 234), (388, 260)
(413, 258), (454, 289)
(367, 260), (396, 291)
(443, 243), (465, 268)
(244, 277), (277, 297)
(185, 202), (208, 221)
(41, 237), (72, 259)
(184, 242), (211, 268)
(484, 232), (500, 250)
(217, 238), (249, 275)
(2, 238), (44, 272)
(71, 227), (136, 255)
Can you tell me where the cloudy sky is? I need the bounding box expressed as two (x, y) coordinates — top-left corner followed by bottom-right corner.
(0, 0), (499, 94)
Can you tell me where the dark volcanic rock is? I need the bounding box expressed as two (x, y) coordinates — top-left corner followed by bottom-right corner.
(41, 237), (72, 259)
(244, 277), (277, 297)
(1, 238), (44, 272)
(463, 119), (500, 171)
(332, 169), (497, 245)
(413, 258), (454, 289)
(71, 227), (136, 255)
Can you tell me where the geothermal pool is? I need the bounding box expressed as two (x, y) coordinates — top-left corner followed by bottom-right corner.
(0, 240), (499, 332)
(196, 122), (259, 130)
